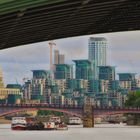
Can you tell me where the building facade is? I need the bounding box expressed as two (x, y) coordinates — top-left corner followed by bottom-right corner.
(30, 70), (53, 102)
(54, 50), (59, 64)
(98, 66), (115, 81)
(59, 54), (65, 64)
(88, 37), (107, 79)
(54, 64), (73, 79)
(73, 60), (94, 80)
(54, 49), (65, 64)
(118, 73), (137, 90)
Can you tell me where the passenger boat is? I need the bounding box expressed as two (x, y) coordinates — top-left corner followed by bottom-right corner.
(26, 117), (44, 130)
(11, 116), (68, 131)
(44, 116), (68, 130)
(44, 121), (56, 130)
(56, 123), (68, 130)
(49, 116), (61, 124)
(68, 117), (82, 125)
(11, 117), (27, 130)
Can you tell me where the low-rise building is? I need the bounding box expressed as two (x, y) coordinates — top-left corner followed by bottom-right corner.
(0, 88), (22, 100)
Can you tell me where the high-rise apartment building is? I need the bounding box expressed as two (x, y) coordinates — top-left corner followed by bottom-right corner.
(31, 70), (53, 102)
(54, 49), (65, 64)
(88, 37), (107, 79)
(98, 66), (116, 91)
(59, 54), (65, 64)
(73, 60), (94, 80)
(54, 64), (73, 79)
(32, 70), (51, 79)
(118, 73), (137, 90)
(54, 50), (59, 64)
(24, 80), (32, 100)
(118, 73), (136, 81)
(98, 66), (115, 81)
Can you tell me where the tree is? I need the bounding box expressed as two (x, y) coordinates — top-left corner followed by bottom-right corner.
(37, 110), (64, 116)
(125, 90), (140, 107)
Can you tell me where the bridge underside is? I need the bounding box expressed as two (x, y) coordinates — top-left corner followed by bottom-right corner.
(0, 0), (140, 49)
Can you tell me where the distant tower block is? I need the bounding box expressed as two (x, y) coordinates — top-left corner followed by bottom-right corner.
(48, 41), (56, 70)
(54, 50), (65, 64)
(59, 54), (65, 64)
(54, 50), (59, 64)
(0, 67), (4, 88)
(88, 37), (107, 79)
(83, 97), (94, 128)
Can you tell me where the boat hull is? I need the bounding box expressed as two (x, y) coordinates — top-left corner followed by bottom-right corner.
(57, 127), (68, 130)
(11, 125), (26, 130)
(68, 123), (81, 125)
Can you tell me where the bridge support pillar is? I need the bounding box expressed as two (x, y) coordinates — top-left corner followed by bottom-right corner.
(83, 103), (94, 128)
(127, 114), (140, 126)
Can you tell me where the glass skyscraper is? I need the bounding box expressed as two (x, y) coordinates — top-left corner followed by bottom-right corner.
(88, 37), (107, 79)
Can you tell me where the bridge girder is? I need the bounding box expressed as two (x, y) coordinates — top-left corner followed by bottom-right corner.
(0, 105), (140, 117)
(0, 0), (140, 49)
(0, 108), (82, 117)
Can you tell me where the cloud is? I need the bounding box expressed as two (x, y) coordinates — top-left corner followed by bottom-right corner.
(54, 36), (88, 61)
(1, 62), (50, 85)
(1, 30), (140, 84)
(0, 42), (50, 63)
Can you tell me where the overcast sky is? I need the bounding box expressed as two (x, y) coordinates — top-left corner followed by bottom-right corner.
(0, 31), (140, 85)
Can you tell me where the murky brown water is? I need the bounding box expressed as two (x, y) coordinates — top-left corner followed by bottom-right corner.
(0, 124), (140, 140)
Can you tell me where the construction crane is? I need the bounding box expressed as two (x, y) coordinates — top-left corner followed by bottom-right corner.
(22, 77), (29, 84)
(48, 41), (56, 70)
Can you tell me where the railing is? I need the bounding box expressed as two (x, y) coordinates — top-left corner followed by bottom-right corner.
(0, 103), (140, 111)
(0, 103), (83, 109)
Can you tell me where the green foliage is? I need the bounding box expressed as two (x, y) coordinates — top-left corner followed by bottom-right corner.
(37, 110), (63, 116)
(125, 90), (140, 107)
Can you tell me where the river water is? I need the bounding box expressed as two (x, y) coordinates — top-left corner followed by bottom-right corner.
(0, 124), (140, 140)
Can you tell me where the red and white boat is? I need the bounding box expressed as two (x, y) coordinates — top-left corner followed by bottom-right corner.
(44, 121), (56, 130)
(11, 117), (27, 130)
(47, 116), (68, 130)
